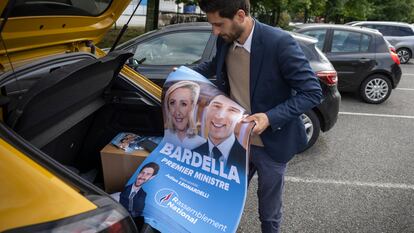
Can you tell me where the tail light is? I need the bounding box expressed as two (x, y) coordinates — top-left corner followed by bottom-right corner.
(8, 204), (136, 233)
(50, 208), (135, 233)
(316, 71), (338, 86)
(390, 49), (400, 65)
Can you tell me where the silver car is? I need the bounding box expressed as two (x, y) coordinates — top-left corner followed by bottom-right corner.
(351, 21), (414, 64)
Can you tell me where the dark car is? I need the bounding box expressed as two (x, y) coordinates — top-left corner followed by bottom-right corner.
(117, 23), (216, 86)
(294, 24), (402, 104)
(117, 22), (340, 151)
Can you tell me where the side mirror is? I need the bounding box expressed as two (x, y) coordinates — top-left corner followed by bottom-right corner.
(127, 58), (138, 67)
(127, 57), (146, 69)
(137, 57), (146, 64)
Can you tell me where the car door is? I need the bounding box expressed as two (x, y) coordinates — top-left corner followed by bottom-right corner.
(127, 30), (214, 87)
(325, 29), (376, 92)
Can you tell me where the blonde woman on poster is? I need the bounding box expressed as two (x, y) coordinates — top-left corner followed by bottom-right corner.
(162, 80), (206, 149)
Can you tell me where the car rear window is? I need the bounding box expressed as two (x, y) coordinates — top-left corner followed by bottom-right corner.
(299, 41), (330, 64)
(366, 24), (414, 37)
(300, 29), (327, 50)
(300, 44), (315, 61)
(393, 26), (414, 36)
(299, 43), (317, 61)
(6, 0), (112, 17)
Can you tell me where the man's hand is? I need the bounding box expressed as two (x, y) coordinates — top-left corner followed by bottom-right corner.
(242, 113), (270, 135)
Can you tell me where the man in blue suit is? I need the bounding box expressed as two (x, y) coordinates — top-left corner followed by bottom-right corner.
(194, 1), (322, 232)
(120, 162), (159, 225)
(194, 94), (247, 174)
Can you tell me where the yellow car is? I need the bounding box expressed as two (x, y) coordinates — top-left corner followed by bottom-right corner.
(0, 0), (162, 232)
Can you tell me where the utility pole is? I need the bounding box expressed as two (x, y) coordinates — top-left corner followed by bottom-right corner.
(145, 0), (160, 32)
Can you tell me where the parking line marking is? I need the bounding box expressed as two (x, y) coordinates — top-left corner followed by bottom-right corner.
(285, 176), (414, 190)
(403, 73), (414, 76)
(397, 87), (414, 91)
(339, 112), (414, 119)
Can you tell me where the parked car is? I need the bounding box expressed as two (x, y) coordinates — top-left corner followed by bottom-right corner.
(350, 21), (414, 64)
(294, 24), (402, 104)
(0, 0), (163, 232)
(116, 22), (340, 151)
(116, 22), (215, 87)
(344, 21), (362, 25)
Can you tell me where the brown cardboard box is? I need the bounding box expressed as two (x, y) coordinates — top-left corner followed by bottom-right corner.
(100, 144), (149, 193)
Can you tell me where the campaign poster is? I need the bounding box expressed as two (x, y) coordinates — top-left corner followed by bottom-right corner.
(119, 66), (254, 233)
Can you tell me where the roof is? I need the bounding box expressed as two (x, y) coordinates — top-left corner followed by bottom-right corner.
(352, 21), (413, 27)
(294, 23), (382, 35)
(289, 31), (317, 44)
(116, 22), (212, 49)
(160, 22), (319, 45)
(159, 22), (212, 31)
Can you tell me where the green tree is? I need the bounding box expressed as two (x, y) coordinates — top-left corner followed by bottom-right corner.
(145, 0), (160, 32)
(251, 0), (289, 27)
(324, 0), (346, 23)
(324, 0), (374, 23)
(343, 0), (373, 22)
(288, 0), (326, 23)
(368, 0), (414, 22)
(196, 0), (414, 25)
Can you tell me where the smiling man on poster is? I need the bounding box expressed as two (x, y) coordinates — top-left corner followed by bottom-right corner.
(119, 162), (159, 228)
(194, 94), (246, 174)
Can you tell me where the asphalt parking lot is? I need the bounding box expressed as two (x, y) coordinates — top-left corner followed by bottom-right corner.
(238, 62), (414, 233)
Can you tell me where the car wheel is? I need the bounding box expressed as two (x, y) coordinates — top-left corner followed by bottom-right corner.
(300, 110), (320, 152)
(397, 48), (411, 64)
(360, 75), (392, 104)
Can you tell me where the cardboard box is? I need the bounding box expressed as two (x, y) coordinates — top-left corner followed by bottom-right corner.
(101, 144), (149, 193)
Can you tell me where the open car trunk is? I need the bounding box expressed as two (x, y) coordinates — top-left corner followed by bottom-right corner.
(1, 51), (163, 190)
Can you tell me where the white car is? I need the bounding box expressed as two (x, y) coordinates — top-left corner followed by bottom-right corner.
(351, 21), (414, 64)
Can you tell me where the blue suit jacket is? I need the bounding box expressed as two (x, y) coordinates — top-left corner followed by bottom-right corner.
(194, 21), (322, 163)
(193, 138), (246, 175)
(119, 184), (147, 218)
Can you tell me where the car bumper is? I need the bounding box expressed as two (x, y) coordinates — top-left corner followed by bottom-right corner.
(391, 63), (402, 88)
(315, 84), (341, 132)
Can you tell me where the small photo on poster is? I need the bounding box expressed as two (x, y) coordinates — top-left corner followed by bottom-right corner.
(111, 132), (143, 153)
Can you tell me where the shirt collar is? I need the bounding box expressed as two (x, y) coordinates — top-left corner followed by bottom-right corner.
(233, 20), (255, 53)
(208, 133), (236, 163)
(130, 184), (141, 194)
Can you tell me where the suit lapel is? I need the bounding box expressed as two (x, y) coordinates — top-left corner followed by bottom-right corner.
(202, 142), (210, 155)
(227, 140), (244, 168)
(250, 21), (265, 101)
(227, 141), (238, 167)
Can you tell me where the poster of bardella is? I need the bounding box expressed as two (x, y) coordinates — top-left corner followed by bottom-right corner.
(120, 66), (253, 233)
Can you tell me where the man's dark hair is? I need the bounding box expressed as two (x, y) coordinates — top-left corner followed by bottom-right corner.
(140, 162), (160, 176)
(198, 0), (250, 19)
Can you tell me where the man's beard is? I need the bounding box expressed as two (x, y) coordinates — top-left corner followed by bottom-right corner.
(220, 23), (244, 43)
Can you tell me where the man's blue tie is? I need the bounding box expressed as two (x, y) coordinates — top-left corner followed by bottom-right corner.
(128, 190), (137, 212)
(212, 146), (223, 160)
